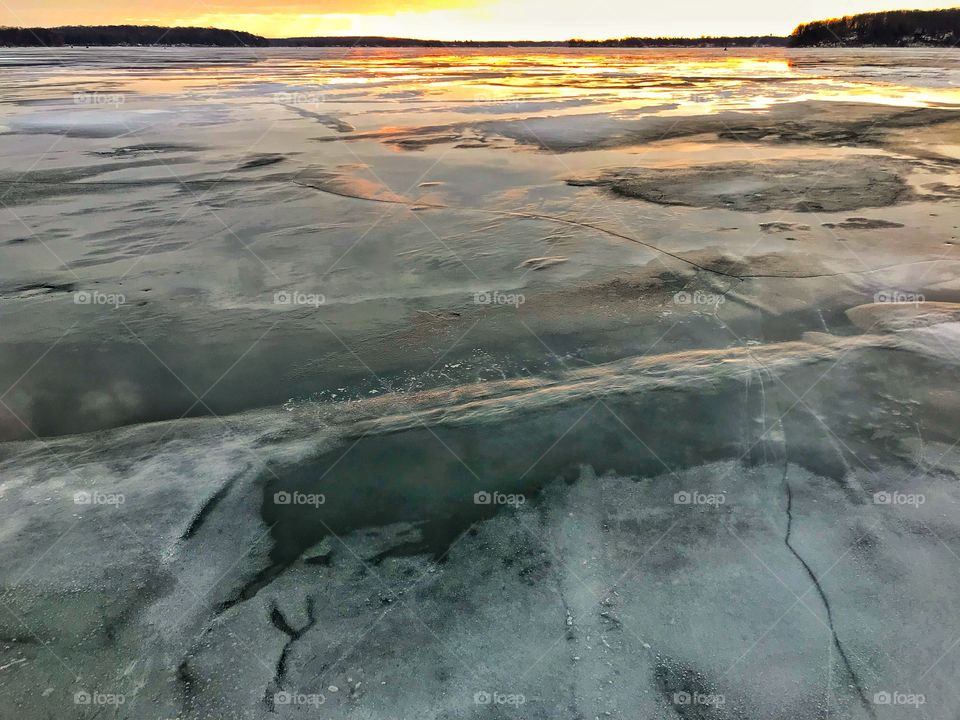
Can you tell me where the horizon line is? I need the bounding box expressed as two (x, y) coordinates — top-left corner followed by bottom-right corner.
(4, 24), (793, 42)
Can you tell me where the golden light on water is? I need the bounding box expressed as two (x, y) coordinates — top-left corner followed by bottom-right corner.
(33, 50), (960, 113)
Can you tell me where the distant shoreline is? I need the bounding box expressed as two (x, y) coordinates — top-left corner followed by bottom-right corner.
(0, 27), (788, 48)
(0, 43), (795, 49)
(1, 9), (959, 49)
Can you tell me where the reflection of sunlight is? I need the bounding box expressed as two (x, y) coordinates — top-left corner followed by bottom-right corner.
(803, 91), (960, 108)
(31, 50), (960, 112)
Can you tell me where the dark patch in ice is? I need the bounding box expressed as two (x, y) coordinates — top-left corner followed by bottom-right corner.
(303, 551), (332, 567)
(181, 469), (246, 540)
(515, 552), (553, 586)
(518, 256), (569, 271)
(267, 598), (316, 697)
(582, 271), (692, 301)
(924, 182), (960, 198)
(281, 104), (354, 133)
(238, 379), (808, 613)
(1, 281), (76, 301)
(653, 660), (730, 719)
(90, 143), (201, 158)
(176, 658), (200, 710)
(682, 251), (830, 280)
(0, 156), (197, 205)
(335, 102), (960, 155)
(570, 158), (913, 213)
(238, 154), (287, 171)
(366, 539), (433, 565)
(396, 133), (465, 150)
(760, 222), (812, 233)
(822, 218), (905, 230)
(0, 634), (40, 645)
(715, 106), (959, 148)
(214, 563), (289, 616)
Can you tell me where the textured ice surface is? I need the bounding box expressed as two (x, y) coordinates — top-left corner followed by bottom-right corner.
(3, 312), (960, 718)
(1, 47), (960, 719)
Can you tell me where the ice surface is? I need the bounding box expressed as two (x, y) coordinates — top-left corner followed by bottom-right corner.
(1, 47), (959, 719)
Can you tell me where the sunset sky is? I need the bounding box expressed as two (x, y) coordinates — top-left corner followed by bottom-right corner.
(1, 1), (953, 40)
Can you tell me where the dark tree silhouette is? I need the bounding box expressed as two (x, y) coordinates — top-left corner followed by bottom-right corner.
(0, 27), (64, 46)
(789, 8), (960, 47)
(567, 36), (788, 47)
(6, 12), (959, 50)
(0, 27), (789, 48)
(0, 25), (268, 47)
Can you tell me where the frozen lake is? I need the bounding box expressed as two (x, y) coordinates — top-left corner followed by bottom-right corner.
(1, 47), (960, 719)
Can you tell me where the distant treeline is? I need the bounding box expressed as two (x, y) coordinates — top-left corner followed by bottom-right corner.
(273, 36), (560, 47)
(0, 27), (63, 46)
(5, 13), (960, 49)
(789, 8), (960, 46)
(568, 36), (789, 47)
(277, 36), (445, 47)
(277, 36), (789, 48)
(0, 26), (789, 48)
(0, 25), (268, 47)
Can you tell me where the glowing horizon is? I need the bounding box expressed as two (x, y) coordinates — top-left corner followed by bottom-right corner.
(1, 1), (955, 41)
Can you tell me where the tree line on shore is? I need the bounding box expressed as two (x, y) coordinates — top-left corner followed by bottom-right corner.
(788, 8), (960, 47)
(2, 9), (959, 48)
(0, 26), (788, 47)
(0, 25), (268, 47)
